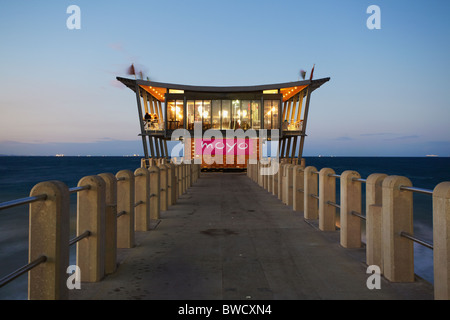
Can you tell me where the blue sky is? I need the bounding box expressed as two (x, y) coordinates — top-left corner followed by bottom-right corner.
(0, 0), (449, 156)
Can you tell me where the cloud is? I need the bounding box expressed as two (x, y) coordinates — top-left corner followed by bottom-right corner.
(360, 133), (395, 137)
(335, 136), (353, 141)
(384, 135), (420, 141)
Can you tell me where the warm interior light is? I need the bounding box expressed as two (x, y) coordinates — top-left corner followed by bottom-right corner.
(263, 89), (278, 94)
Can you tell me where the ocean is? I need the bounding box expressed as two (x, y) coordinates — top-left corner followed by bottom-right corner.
(0, 156), (449, 299)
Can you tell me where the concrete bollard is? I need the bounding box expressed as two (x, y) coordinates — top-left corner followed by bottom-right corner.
(98, 173), (117, 275)
(77, 175), (106, 282)
(272, 163), (279, 197)
(283, 164), (294, 206)
(319, 168), (336, 231)
(116, 170), (135, 249)
(293, 165), (304, 212)
(166, 164), (175, 207)
(382, 176), (414, 282)
(28, 181), (70, 300)
(182, 164), (187, 194)
(148, 165), (161, 220)
(278, 164), (286, 201)
(340, 170), (362, 249)
(365, 173), (387, 273)
(304, 166), (318, 220)
(432, 182), (450, 299)
(158, 164), (168, 211)
(268, 163), (273, 194)
(134, 168), (151, 231)
(169, 163), (177, 204)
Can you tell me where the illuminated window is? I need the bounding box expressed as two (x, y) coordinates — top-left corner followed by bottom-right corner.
(264, 100), (279, 130)
(167, 100), (184, 129)
(169, 89), (184, 94)
(221, 100), (231, 130)
(251, 100), (261, 129)
(263, 89), (278, 94)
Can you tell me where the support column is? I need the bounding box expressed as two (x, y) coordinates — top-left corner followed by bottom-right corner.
(76, 175), (106, 282)
(340, 170), (362, 248)
(149, 165), (161, 220)
(293, 165), (304, 212)
(28, 181), (70, 300)
(98, 173), (117, 275)
(382, 176), (414, 282)
(319, 168), (336, 231)
(283, 164), (294, 206)
(116, 170), (135, 249)
(134, 168), (150, 231)
(158, 164), (168, 211)
(366, 173), (387, 273)
(433, 182), (450, 299)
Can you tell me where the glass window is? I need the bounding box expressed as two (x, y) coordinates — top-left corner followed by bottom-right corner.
(195, 100), (203, 124)
(221, 100), (231, 129)
(167, 100), (184, 129)
(203, 100), (211, 130)
(232, 100), (241, 129)
(187, 100), (195, 130)
(251, 100), (261, 129)
(175, 100), (184, 129)
(212, 100), (221, 129)
(241, 100), (251, 130)
(264, 100), (279, 130)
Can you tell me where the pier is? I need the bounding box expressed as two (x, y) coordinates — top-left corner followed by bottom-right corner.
(1, 159), (449, 300)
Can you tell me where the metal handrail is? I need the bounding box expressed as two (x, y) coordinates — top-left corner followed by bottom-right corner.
(310, 194), (319, 200)
(351, 210), (366, 220)
(326, 201), (340, 209)
(134, 200), (144, 207)
(400, 186), (433, 195)
(400, 231), (433, 250)
(0, 194), (47, 211)
(117, 210), (126, 218)
(328, 174), (341, 178)
(69, 230), (91, 246)
(69, 185), (91, 194)
(0, 255), (47, 288)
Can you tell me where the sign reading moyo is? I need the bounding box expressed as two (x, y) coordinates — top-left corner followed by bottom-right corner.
(171, 122), (279, 175)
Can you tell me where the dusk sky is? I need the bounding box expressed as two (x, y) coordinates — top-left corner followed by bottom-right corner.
(0, 0), (449, 156)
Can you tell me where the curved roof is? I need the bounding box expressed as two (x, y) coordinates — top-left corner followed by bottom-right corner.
(116, 76), (330, 102)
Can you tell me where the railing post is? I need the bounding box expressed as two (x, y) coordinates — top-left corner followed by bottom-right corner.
(28, 181), (70, 300)
(158, 164), (168, 211)
(267, 162), (273, 194)
(116, 170), (135, 249)
(340, 170), (362, 248)
(319, 168), (336, 231)
(169, 163), (177, 205)
(304, 166), (318, 220)
(366, 173), (387, 273)
(77, 175), (106, 282)
(382, 175), (414, 282)
(98, 173), (117, 275)
(283, 164), (294, 206)
(166, 164), (175, 206)
(278, 163), (286, 201)
(293, 165), (304, 212)
(433, 182), (450, 299)
(182, 164), (187, 194)
(272, 162), (279, 197)
(258, 161), (264, 187)
(148, 165), (161, 220)
(134, 168), (150, 231)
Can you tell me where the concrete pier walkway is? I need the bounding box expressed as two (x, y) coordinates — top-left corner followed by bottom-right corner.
(70, 172), (433, 300)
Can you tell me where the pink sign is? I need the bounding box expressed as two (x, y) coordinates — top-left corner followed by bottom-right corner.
(195, 139), (254, 156)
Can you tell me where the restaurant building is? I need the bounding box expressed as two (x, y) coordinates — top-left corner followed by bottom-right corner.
(117, 74), (329, 169)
